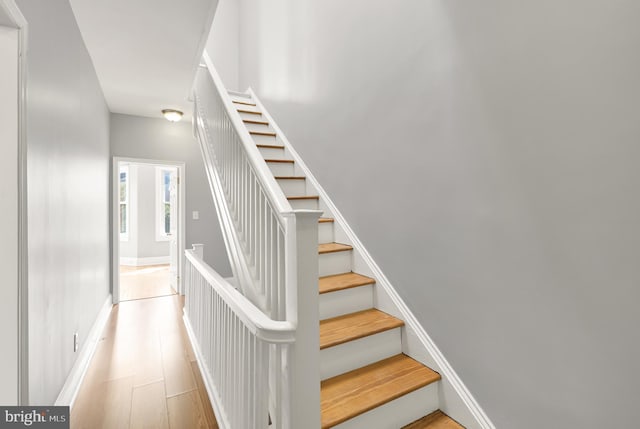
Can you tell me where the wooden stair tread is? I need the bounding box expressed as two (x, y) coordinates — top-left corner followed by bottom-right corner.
(320, 309), (404, 349)
(274, 176), (305, 180)
(256, 144), (284, 149)
(318, 242), (352, 254)
(321, 354), (441, 428)
(243, 118), (269, 125)
(319, 272), (375, 294)
(232, 100), (256, 106)
(402, 411), (464, 429)
(319, 217), (334, 223)
(250, 130), (277, 137)
(265, 159), (294, 163)
(237, 109), (261, 115)
(287, 195), (319, 200)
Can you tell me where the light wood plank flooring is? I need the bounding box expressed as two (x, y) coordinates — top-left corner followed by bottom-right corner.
(71, 295), (218, 429)
(120, 264), (176, 301)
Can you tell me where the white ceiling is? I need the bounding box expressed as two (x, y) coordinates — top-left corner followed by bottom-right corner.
(69, 0), (218, 120)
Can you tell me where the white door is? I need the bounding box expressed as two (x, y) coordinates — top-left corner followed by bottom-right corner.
(168, 170), (179, 291)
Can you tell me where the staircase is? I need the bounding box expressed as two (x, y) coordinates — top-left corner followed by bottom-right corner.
(227, 89), (464, 429)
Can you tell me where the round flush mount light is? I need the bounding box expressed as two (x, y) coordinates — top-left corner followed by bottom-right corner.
(162, 109), (183, 122)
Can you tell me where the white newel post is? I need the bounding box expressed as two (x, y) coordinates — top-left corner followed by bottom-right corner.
(192, 243), (204, 259)
(285, 210), (322, 429)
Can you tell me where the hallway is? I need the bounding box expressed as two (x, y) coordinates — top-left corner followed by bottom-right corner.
(71, 295), (218, 428)
(119, 264), (176, 301)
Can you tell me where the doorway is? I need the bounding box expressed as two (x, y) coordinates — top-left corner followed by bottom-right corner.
(112, 158), (185, 303)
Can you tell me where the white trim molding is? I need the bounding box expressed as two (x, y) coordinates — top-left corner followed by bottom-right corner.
(1, 0), (29, 406)
(112, 157), (186, 303)
(55, 295), (113, 409)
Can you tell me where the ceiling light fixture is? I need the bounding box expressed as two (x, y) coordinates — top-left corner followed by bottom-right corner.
(162, 109), (183, 122)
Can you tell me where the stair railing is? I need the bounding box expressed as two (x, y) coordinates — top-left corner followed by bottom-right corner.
(189, 53), (321, 428)
(185, 246), (294, 429)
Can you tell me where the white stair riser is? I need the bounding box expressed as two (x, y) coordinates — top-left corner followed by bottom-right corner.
(319, 251), (352, 277)
(321, 328), (402, 380)
(257, 146), (286, 160)
(251, 133), (278, 146)
(332, 382), (440, 429)
(232, 102), (257, 111)
(319, 285), (373, 320)
(289, 198), (319, 210)
(318, 222), (334, 244)
(244, 122), (272, 133)
(267, 162), (294, 176)
(276, 178), (306, 196)
(238, 111), (264, 121)
(235, 104), (260, 114)
(227, 90), (251, 100)
(229, 98), (253, 105)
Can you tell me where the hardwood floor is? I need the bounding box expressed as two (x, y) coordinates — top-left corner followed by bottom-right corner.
(71, 295), (218, 429)
(119, 264), (176, 301)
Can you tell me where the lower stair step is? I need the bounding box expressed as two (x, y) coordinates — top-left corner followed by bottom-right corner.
(321, 354), (441, 428)
(319, 272), (375, 294)
(402, 411), (465, 429)
(320, 309), (404, 349)
(319, 242), (353, 254)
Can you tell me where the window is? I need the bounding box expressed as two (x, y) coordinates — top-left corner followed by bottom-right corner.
(119, 165), (129, 240)
(156, 167), (175, 241)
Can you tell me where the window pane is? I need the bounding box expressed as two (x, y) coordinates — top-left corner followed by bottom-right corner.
(164, 203), (170, 234)
(163, 171), (171, 202)
(120, 170), (127, 202)
(120, 204), (127, 234)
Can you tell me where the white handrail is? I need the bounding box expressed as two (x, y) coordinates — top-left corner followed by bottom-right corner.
(201, 52), (292, 219)
(192, 57), (322, 428)
(185, 249), (295, 343)
(184, 248), (293, 428)
(192, 98), (261, 307)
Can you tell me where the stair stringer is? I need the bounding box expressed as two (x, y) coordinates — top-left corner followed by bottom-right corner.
(247, 88), (496, 429)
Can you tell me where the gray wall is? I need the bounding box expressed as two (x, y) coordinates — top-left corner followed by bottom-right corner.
(0, 23), (19, 405)
(18, 0), (111, 405)
(233, 1), (640, 427)
(120, 164), (170, 261)
(110, 113), (231, 275)
(205, 0), (239, 90)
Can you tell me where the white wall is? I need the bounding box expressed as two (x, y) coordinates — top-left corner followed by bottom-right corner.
(205, 0), (239, 90)
(0, 23), (19, 405)
(233, 1), (640, 427)
(17, 0), (111, 405)
(110, 113), (232, 275)
(119, 164), (170, 263)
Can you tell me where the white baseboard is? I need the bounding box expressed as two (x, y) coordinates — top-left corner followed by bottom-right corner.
(119, 256), (169, 267)
(55, 294), (113, 409)
(183, 312), (230, 429)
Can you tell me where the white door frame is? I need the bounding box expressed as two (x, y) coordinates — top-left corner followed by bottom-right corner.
(112, 157), (186, 304)
(1, 0), (28, 406)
